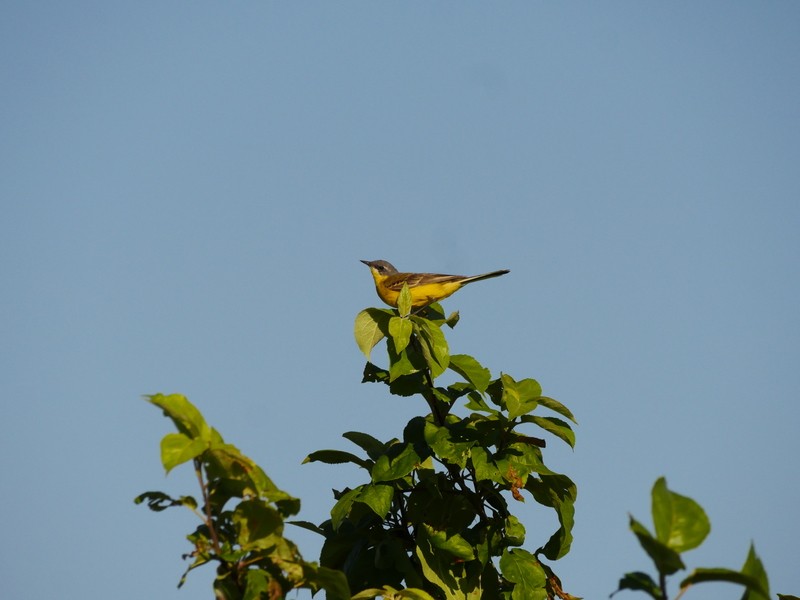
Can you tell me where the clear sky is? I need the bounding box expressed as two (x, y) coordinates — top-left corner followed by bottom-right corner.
(2, 2), (798, 599)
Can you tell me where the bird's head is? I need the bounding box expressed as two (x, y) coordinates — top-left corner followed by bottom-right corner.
(360, 259), (398, 277)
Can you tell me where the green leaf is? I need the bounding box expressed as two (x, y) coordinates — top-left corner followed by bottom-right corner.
(343, 430), (387, 460)
(464, 390), (500, 415)
(354, 308), (392, 359)
(471, 446), (503, 484)
(629, 515), (685, 576)
(204, 443), (299, 514)
(303, 564), (351, 600)
(233, 499), (284, 550)
(535, 396), (577, 424)
(287, 519), (324, 535)
(502, 441), (554, 477)
(740, 543), (771, 600)
(448, 354), (491, 392)
(426, 527), (475, 561)
(424, 420), (472, 469)
(372, 442), (421, 482)
(501, 374), (541, 419)
(411, 317), (450, 378)
(417, 303), (445, 323)
(242, 569), (269, 600)
(159, 432), (207, 473)
(499, 548), (548, 600)
(525, 474), (576, 560)
(403, 416), (431, 459)
(146, 393), (212, 441)
(303, 449), (371, 470)
(352, 587), (438, 600)
(406, 475), (476, 533)
(134, 491), (197, 512)
(445, 310), (460, 328)
(414, 526), (470, 600)
(505, 514), (526, 546)
(214, 573), (243, 599)
(679, 566), (769, 600)
(389, 316), (414, 353)
(516, 378), (543, 401)
(388, 339), (420, 381)
(361, 361), (389, 382)
(388, 372), (429, 397)
(398, 283), (412, 317)
(611, 572), (662, 599)
(330, 486), (362, 531)
(359, 483), (394, 520)
(652, 477), (710, 552)
(521, 416), (575, 448)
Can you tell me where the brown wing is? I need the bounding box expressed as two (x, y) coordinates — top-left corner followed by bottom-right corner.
(384, 272), (465, 291)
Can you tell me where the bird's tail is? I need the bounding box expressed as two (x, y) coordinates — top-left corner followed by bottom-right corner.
(461, 269), (510, 285)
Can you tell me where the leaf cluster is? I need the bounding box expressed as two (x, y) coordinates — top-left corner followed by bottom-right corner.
(134, 393), (350, 600)
(613, 477), (773, 600)
(305, 301), (580, 598)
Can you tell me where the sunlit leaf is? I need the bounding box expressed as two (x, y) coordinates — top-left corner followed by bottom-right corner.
(448, 354), (491, 392)
(372, 442), (421, 482)
(411, 317), (449, 378)
(388, 341), (420, 381)
(359, 483), (394, 520)
(740, 543), (771, 600)
(502, 374), (540, 419)
(242, 568), (269, 600)
(535, 396), (577, 423)
(398, 283), (412, 317)
(389, 315), (413, 353)
(146, 393), (212, 441)
(521, 416), (575, 448)
(424, 420), (472, 469)
(471, 446), (503, 484)
(652, 477), (710, 552)
(426, 527), (474, 561)
(414, 526), (466, 600)
(499, 548), (547, 600)
(160, 432), (207, 473)
(354, 308), (392, 359)
(505, 514), (526, 546)
(330, 486), (362, 531)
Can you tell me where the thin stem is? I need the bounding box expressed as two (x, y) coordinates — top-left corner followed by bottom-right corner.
(194, 458), (222, 555)
(673, 583), (690, 600)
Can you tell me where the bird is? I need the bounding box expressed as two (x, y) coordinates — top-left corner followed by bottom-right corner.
(361, 259), (509, 309)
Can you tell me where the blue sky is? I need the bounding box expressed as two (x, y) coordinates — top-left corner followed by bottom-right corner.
(2, 2), (798, 598)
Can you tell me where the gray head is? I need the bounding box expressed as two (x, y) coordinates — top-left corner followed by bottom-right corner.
(360, 259), (398, 275)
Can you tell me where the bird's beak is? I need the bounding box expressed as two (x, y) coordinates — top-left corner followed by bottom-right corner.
(360, 260), (371, 267)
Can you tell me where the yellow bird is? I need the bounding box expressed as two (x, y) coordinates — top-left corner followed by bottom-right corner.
(361, 259), (510, 309)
